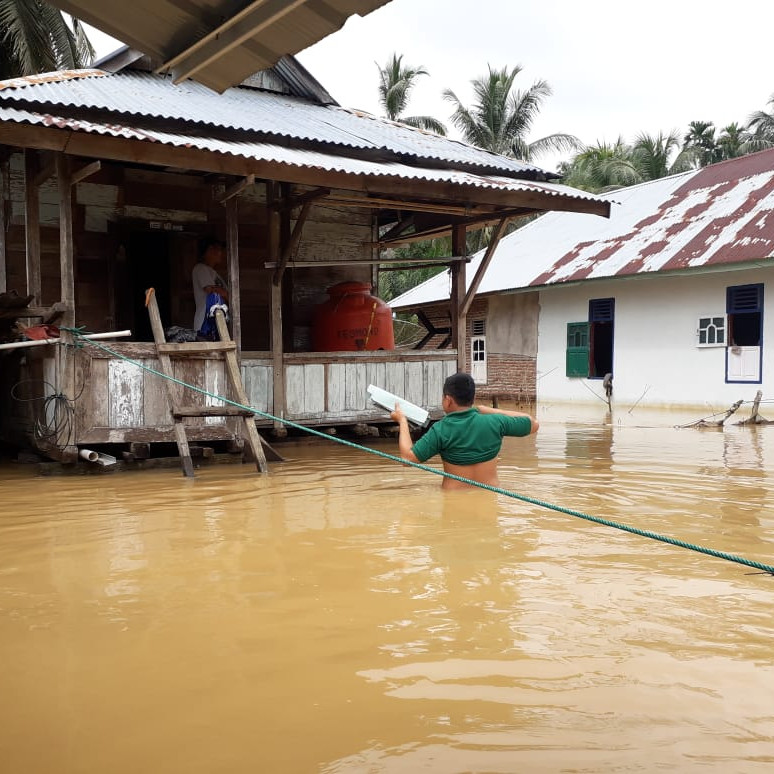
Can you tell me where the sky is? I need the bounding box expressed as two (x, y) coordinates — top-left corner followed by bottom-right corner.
(85, 0), (774, 173)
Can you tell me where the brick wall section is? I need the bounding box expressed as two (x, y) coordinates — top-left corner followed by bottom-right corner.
(476, 353), (536, 402)
(417, 297), (537, 401)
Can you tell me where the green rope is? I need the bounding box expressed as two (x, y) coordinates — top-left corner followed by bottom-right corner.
(62, 329), (774, 577)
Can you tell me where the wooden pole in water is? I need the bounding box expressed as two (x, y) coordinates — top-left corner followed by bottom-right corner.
(451, 224), (467, 373)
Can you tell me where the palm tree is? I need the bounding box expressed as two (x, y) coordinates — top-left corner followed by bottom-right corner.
(561, 138), (640, 192)
(682, 120), (721, 167)
(443, 65), (579, 162)
(742, 94), (774, 153)
(717, 122), (746, 160)
(631, 131), (693, 180)
(376, 53), (446, 135)
(0, 0), (94, 79)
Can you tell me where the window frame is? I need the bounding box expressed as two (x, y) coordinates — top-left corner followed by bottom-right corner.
(696, 314), (726, 348)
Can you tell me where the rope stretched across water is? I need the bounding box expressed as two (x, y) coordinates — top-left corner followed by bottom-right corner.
(62, 330), (774, 577)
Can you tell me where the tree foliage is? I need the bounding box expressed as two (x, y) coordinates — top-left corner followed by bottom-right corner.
(0, 0), (94, 79)
(443, 65), (579, 161)
(378, 239), (449, 302)
(376, 53), (446, 135)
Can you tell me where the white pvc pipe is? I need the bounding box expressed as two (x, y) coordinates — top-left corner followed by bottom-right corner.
(0, 329), (132, 351)
(79, 448), (117, 466)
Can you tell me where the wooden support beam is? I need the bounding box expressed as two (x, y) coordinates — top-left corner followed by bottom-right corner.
(161, 0), (303, 83)
(267, 184), (286, 435)
(33, 157), (55, 188)
(279, 187), (330, 212)
(173, 406), (254, 418)
(461, 217), (509, 317)
(264, 255), (468, 269)
(219, 174), (254, 203)
(225, 196), (242, 352)
(373, 207), (535, 248)
(328, 194), (484, 216)
(156, 341), (236, 354)
(378, 215), (415, 243)
(70, 160), (101, 186)
(24, 149), (41, 304)
(451, 224), (467, 374)
(273, 200), (311, 286)
(0, 156), (8, 293)
(56, 154), (75, 328)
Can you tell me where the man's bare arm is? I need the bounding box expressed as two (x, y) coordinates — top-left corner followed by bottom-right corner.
(390, 404), (419, 462)
(477, 404), (539, 434)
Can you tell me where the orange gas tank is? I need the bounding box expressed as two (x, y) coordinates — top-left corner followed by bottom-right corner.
(312, 282), (395, 352)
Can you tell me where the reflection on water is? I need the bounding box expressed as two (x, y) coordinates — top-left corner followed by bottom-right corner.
(1, 405), (773, 773)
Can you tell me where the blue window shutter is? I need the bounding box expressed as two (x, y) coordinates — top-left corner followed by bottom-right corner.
(589, 297), (615, 322)
(727, 284), (762, 314)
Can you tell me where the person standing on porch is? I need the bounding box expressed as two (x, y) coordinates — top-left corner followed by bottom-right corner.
(192, 237), (229, 333)
(391, 372), (538, 491)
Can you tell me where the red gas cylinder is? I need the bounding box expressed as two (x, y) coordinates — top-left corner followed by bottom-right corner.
(312, 281), (395, 352)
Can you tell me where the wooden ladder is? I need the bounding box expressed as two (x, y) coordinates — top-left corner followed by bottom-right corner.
(145, 288), (281, 476)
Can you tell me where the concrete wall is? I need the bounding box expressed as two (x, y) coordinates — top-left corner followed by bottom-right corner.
(536, 267), (774, 409)
(487, 292), (538, 357)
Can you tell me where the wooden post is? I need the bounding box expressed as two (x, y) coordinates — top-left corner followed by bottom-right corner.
(225, 195), (241, 353)
(24, 149), (41, 304)
(0, 155), (8, 294)
(57, 154), (75, 328)
(268, 183), (286, 435)
(451, 223), (467, 373)
(55, 154), (77, 454)
(461, 217), (508, 317)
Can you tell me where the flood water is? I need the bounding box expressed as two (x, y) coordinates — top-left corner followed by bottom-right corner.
(1, 404), (773, 773)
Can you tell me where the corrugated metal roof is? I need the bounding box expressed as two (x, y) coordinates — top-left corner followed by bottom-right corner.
(47, 0), (392, 94)
(391, 150), (774, 308)
(0, 70), (548, 179)
(0, 103), (604, 207)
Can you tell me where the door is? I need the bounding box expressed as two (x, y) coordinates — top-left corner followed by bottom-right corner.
(470, 319), (487, 384)
(726, 284), (762, 383)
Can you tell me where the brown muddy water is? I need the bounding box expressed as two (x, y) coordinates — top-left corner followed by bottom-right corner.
(1, 405), (773, 773)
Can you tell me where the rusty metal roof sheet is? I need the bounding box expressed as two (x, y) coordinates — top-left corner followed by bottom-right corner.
(0, 69), (548, 179)
(46, 0), (392, 94)
(0, 103), (606, 210)
(391, 151), (774, 308)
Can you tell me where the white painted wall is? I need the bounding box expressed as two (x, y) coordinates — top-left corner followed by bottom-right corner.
(537, 267), (774, 410)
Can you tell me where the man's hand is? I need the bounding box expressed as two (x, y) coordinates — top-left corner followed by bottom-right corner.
(390, 403), (406, 423)
(391, 403), (418, 463)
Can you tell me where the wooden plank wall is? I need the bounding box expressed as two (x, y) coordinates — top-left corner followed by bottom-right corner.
(241, 354), (457, 425)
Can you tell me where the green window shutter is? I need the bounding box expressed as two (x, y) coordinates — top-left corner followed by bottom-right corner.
(566, 322), (590, 377)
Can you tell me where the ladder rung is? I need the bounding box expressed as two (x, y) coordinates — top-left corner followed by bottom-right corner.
(157, 341), (237, 355)
(173, 406), (255, 418)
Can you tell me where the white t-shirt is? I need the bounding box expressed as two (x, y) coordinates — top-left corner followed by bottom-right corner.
(192, 262), (227, 331)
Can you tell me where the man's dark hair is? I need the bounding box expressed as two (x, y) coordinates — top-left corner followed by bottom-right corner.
(198, 236), (225, 262)
(443, 372), (475, 406)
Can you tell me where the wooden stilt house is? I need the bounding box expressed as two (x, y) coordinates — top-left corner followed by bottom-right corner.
(0, 51), (608, 464)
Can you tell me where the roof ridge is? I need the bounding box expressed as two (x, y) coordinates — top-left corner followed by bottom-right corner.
(0, 69), (107, 92)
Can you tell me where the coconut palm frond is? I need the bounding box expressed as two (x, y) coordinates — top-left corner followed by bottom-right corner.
(377, 53), (429, 122)
(0, 0), (94, 78)
(443, 87), (495, 150)
(401, 115), (447, 136)
(0, 0), (55, 76)
(525, 132), (581, 163)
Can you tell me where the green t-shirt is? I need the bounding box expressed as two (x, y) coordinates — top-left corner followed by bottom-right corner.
(411, 408), (532, 465)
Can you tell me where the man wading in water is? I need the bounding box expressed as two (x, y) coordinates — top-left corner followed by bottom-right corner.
(391, 372), (539, 491)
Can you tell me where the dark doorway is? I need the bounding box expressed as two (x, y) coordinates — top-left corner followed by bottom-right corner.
(588, 297), (614, 378)
(125, 231), (171, 341)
